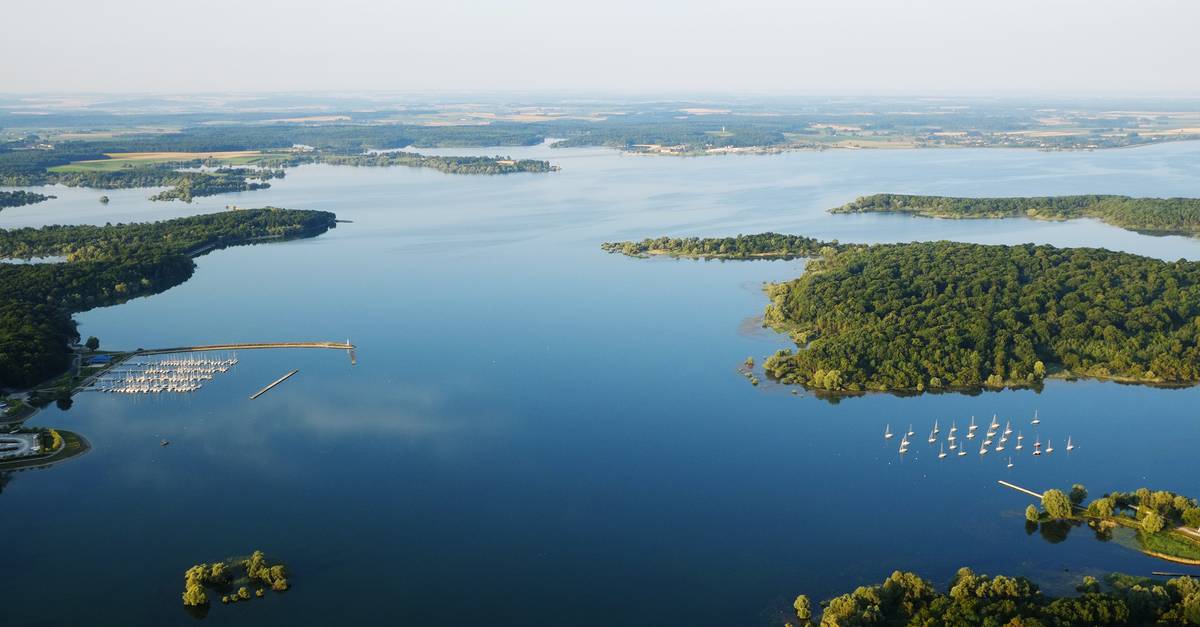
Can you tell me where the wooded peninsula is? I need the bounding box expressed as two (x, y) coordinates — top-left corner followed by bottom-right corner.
(0, 190), (54, 211)
(0, 208), (336, 389)
(832, 194), (1200, 237)
(603, 235), (1200, 395)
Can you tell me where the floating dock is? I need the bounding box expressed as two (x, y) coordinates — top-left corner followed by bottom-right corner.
(249, 369), (299, 400)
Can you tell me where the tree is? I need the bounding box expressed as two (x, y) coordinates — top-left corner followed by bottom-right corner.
(1069, 484), (1088, 506)
(1026, 505), (1040, 522)
(84, 336), (99, 351)
(793, 594), (812, 623)
(1183, 508), (1200, 530)
(1142, 510), (1165, 534)
(1088, 497), (1114, 519)
(1043, 490), (1072, 519)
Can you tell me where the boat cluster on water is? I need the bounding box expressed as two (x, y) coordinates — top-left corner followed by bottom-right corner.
(884, 411), (1075, 468)
(87, 353), (238, 394)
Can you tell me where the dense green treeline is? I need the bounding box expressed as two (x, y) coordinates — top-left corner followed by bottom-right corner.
(762, 241), (1200, 393)
(0, 209), (335, 389)
(791, 568), (1200, 626)
(833, 194), (1200, 236)
(34, 124), (545, 154)
(0, 190), (54, 210)
(600, 233), (843, 259)
(264, 151), (554, 174)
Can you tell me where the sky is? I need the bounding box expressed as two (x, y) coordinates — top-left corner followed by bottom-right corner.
(3, 0), (1199, 96)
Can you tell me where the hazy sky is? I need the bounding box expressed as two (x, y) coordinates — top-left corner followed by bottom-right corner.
(4, 0), (1198, 95)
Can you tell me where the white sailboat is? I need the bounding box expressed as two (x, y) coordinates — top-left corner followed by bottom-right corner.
(949, 439), (958, 450)
(884, 424), (894, 440)
(1007, 457), (1014, 469)
(1066, 436), (1075, 452)
(1033, 436), (1042, 456)
(1031, 410), (1041, 426)
(927, 428), (937, 444)
(979, 441), (989, 456)
(1045, 439), (1055, 455)
(966, 416), (977, 440)
(957, 443), (967, 457)
(995, 440), (1006, 452)
(1003, 420), (1012, 436)
(907, 424), (915, 438)
(949, 420), (958, 435)
(938, 443), (947, 459)
(932, 419), (940, 436)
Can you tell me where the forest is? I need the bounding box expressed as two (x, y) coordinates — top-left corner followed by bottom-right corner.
(762, 241), (1200, 393)
(832, 194), (1200, 236)
(603, 235), (1200, 394)
(0, 208), (336, 389)
(0, 190), (54, 210)
(790, 568), (1200, 626)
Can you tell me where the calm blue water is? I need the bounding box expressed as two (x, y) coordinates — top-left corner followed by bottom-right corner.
(3, 142), (1200, 626)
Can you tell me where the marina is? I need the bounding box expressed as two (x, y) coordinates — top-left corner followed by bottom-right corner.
(85, 353), (238, 394)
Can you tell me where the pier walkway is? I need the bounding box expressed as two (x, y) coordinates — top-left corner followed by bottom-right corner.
(136, 341), (354, 356)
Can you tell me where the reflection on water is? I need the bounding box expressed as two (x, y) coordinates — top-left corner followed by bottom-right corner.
(2, 143), (1200, 626)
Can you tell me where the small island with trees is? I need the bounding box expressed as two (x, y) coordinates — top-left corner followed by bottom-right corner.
(182, 550), (289, 615)
(831, 194), (1200, 237)
(603, 235), (1200, 395)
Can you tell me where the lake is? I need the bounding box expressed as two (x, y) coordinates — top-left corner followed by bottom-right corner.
(3, 141), (1200, 626)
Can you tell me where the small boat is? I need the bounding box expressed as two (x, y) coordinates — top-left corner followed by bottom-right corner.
(979, 441), (989, 456)
(160, 439), (170, 447)
(884, 424), (894, 440)
(948, 432), (957, 442)
(949, 440), (958, 450)
(938, 443), (947, 459)
(928, 429), (937, 444)
(1033, 436), (1042, 456)
(983, 438), (993, 447)
(907, 424), (915, 438)
(932, 419), (940, 436)
(1031, 410), (1041, 426)
(949, 421), (958, 435)
(957, 444), (967, 457)
(990, 414), (1000, 430)
(968, 416), (978, 432)
(1007, 457), (1014, 469)
(1003, 421), (1012, 436)
(995, 441), (1006, 452)
(1066, 436), (1075, 452)
(1046, 439), (1055, 455)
